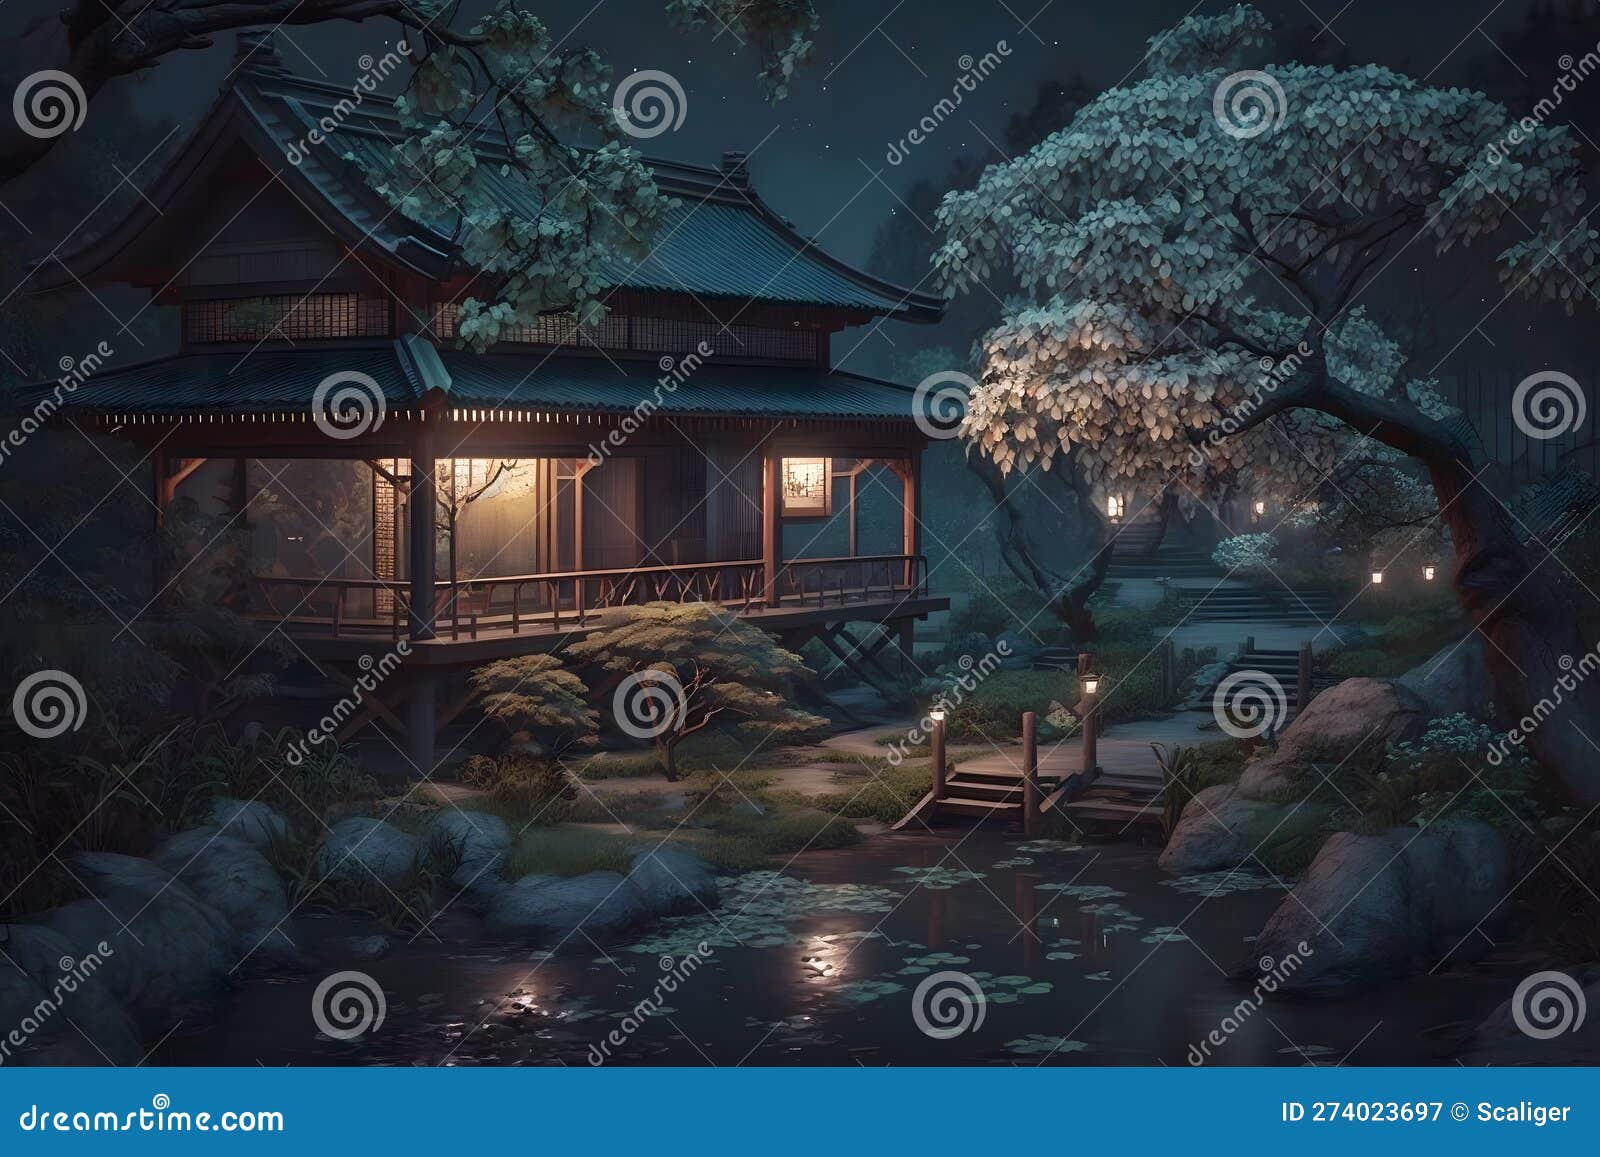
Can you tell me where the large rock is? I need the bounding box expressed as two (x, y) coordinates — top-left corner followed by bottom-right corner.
(0, 924), (142, 1065)
(1399, 637), (1496, 722)
(41, 853), (236, 1034)
(1250, 821), (1508, 996)
(484, 872), (649, 942)
(427, 809), (513, 867)
(209, 797), (291, 849)
(1158, 786), (1285, 873)
(625, 846), (719, 915)
(1464, 964), (1600, 1065)
(428, 810), (515, 913)
(316, 817), (419, 888)
(155, 827), (299, 968)
(1238, 678), (1428, 801)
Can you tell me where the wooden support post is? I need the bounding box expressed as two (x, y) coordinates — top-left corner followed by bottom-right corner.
(1242, 634), (1255, 657)
(1081, 691), (1100, 776)
(901, 448), (922, 588)
(408, 427), (437, 641)
(930, 711), (947, 802)
(762, 452), (782, 607)
(1297, 640), (1313, 712)
(407, 669), (437, 780)
(896, 618), (916, 676)
(1159, 638), (1176, 705)
(1021, 710), (1040, 837)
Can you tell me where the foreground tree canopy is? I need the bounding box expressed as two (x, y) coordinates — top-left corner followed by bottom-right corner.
(934, 3), (1600, 804)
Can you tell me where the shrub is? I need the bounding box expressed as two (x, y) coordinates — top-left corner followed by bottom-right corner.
(458, 751), (578, 823)
(1211, 533), (1279, 575)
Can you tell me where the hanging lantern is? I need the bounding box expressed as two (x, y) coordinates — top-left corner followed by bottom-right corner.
(1423, 565), (1436, 582)
(1371, 570), (1385, 585)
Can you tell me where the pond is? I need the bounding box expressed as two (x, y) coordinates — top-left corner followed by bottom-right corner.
(163, 832), (1511, 1066)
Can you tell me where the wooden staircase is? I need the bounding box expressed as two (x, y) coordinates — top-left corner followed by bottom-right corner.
(931, 766), (1066, 823)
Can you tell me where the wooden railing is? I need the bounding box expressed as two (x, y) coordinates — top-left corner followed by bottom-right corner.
(250, 554), (928, 639)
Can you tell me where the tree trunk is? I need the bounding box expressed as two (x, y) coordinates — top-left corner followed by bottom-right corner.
(965, 453), (1112, 641)
(658, 739), (679, 782)
(1429, 459), (1600, 807)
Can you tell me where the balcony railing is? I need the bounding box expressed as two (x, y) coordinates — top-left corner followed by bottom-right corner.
(249, 554), (929, 640)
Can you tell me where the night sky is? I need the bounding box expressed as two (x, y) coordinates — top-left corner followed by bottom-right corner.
(0, 0), (1552, 264)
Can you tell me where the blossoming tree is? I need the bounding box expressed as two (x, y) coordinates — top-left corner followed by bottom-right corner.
(934, 4), (1600, 804)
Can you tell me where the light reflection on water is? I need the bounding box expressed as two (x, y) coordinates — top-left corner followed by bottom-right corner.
(165, 832), (1511, 1067)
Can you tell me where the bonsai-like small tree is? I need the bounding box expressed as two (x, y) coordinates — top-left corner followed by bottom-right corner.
(566, 602), (826, 781)
(470, 653), (599, 756)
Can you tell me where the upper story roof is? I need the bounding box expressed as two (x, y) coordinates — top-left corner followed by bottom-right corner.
(33, 36), (945, 325)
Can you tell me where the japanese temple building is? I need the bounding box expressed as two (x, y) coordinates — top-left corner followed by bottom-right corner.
(13, 36), (951, 772)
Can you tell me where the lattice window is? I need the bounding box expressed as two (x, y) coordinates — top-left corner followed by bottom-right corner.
(184, 294), (391, 343)
(429, 302), (818, 361)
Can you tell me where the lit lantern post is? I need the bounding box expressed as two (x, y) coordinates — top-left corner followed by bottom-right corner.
(1423, 564), (1436, 582)
(1106, 494), (1125, 522)
(1371, 569), (1385, 586)
(929, 708), (947, 802)
(1079, 668), (1101, 776)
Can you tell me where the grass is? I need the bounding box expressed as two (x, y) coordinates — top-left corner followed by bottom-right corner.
(501, 827), (636, 878)
(784, 759), (933, 824)
(689, 806), (862, 871)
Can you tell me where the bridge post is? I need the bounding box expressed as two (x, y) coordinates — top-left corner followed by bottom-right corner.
(1159, 638), (1176, 705)
(929, 709), (947, 802)
(1021, 710), (1039, 836)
